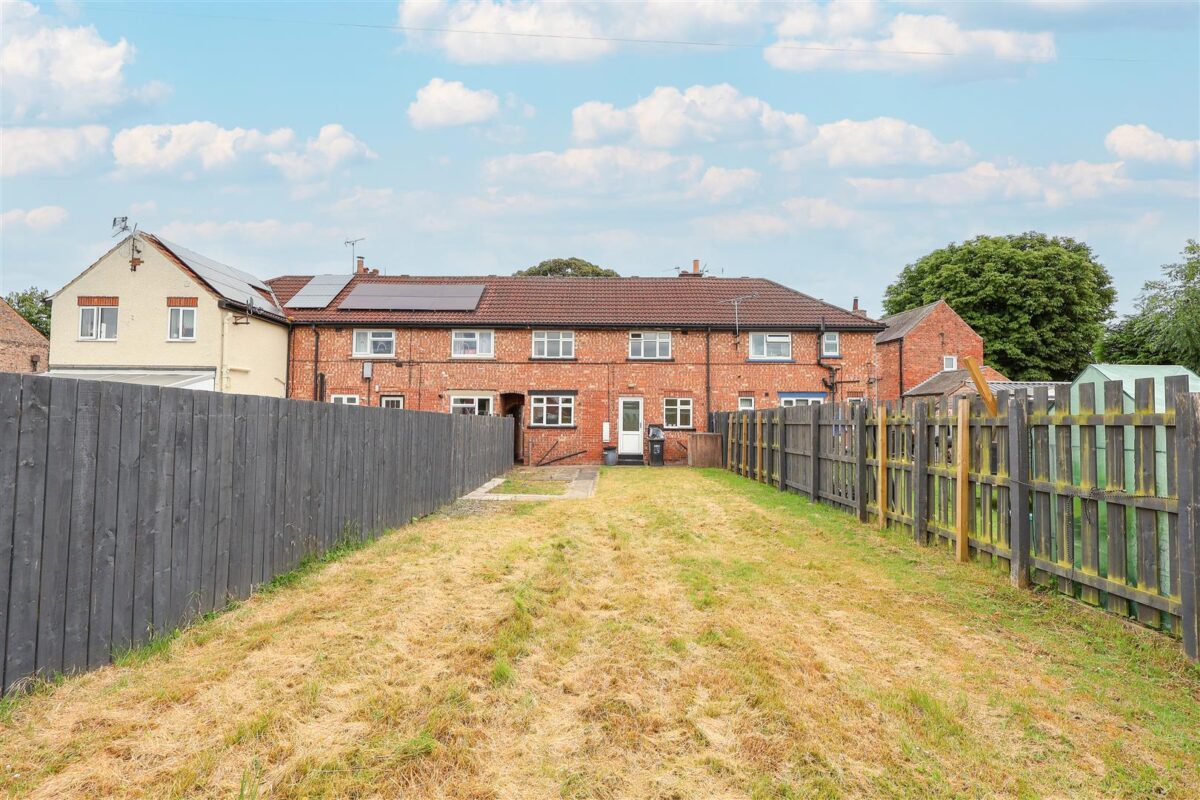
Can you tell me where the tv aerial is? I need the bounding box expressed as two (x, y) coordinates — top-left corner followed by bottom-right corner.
(344, 237), (365, 271)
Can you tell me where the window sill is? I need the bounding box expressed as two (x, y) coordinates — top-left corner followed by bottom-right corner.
(166, 339), (197, 343)
(820, 354), (842, 360)
(351, 354), (397, 360)
(530, 356), (578, 362)
(77, 339), (118, 343)
(663, 427), (696, 432)
(746, 358), (794, 364)
(451, 355), (496, 360)
(626, 357), (674, 362)
(529, 425), (577, 430)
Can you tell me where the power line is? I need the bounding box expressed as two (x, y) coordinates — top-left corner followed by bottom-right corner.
(120, 8), (1149, 64)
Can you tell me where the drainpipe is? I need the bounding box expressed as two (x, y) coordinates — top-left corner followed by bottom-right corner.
(816, 317), (837, 404)
(311, 324), (321, 400)
(704, 327), (712, 430)
(284, 322), (293, 398)
(220, 311), (229, 391)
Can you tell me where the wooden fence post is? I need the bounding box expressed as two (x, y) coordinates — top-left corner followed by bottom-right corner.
(1008, 395), (1031, 588)
(726, 413), (734, 470)
(810, 406), (820, 502)
(757, 412), (765, 483)
(855, 403), (868, 522)
(913, 400), (929, 545)
(877, 405), (888, 530)
(955, 397), (971, 562)
(777, 409), (788, 492)
(1177, 392), (1200, 660)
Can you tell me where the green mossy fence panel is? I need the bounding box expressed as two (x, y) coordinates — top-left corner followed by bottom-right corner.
(0, 374), (513, 693)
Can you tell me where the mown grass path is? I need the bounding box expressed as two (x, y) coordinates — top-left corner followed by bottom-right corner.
(2, 468), (1197, 799)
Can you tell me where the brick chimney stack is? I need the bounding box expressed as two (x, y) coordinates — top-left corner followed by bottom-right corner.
(851, 297), (868, 317)
(693, 258), (700, 274)
(356, 256), (366, 274)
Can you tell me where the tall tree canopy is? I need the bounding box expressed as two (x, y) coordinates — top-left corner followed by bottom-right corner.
(883, 233), (1116, 381)
(3, 287), (51, 338)
(1096, 240), (1200, 373)
(514, 257), (619, 277)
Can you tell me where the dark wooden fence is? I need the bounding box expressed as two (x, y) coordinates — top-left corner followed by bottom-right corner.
(0, 373), (513, 693)
(713, 377), (1200, 661)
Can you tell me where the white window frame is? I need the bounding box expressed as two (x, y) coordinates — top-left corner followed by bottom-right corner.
(821, 331), (841, 357)
(451, 329), (494, 359)
(629, 331), (672, 360)
(531, 330), (575, 359)
(380, 395), (405, 409)
(352, 329), (396, 358)
(780, 396), (823, 407)
(330, 394), (360, 405)
(78, 306), (118, 341)
(450, 394), (493, 415)
(167, 306), (197, 341)
(663, 397), (693, 429)
(749, 332), (791, 361)
(943, 355), (958, 371)
(530, 394), (575, 427)
(738, 397), (755, 411)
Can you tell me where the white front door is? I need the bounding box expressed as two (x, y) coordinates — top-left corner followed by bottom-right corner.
(618, 397), (643, 455)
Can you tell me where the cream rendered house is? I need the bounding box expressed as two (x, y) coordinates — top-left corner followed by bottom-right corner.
(48, 232), (289, 396)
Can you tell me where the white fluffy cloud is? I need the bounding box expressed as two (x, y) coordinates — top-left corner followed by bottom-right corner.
(766, 3), (1056, 73)
(572, 84), (809, 147)
(0, 125), (109, 177)
(112, 122), (373, 180)
(0, 205), (68, 232)
(408, 78), (501, 129)
(848, 160), (1136, 207)
(1105, 124), (1199, 166)
(263, 124), (376, 181)
(0, 0), (167, 120)
(698, 196), (863, 240)
(397, 0), (762, 64)
(775, 117), (973, 168)
(689, 167), (760, 202)
(485, 145), (703, 192)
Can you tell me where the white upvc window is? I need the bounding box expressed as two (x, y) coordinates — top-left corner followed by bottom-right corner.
(452, 329), (494, 358)
(353, 329), (395, 358)
(749, 332), (791, 360)
(330, 394), (360, 405)
(451, 395), (493, 415)
(629, 331), (671, 359)
(943, 355), (958, 371)
(530, 394), (575, 426)
(821, 331), (841, 357)
(738, 397), (755, 411)
(380, 396), (405, 409)
(780, 396), (823, 407)
(167, 307), (196, 341)
(532, 330), (575, 359)
(664, 397), (693, 428)
(79, 306), (118, 341)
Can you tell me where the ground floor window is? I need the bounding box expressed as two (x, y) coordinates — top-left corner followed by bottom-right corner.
(663, 397), (693, 428)
(738, 397), (755, 411)
(530, 394), (574, 426)
(780, 392), (826, 407)
(451, 395), (493, 415)
(331, 394), (360, 405)
(380, 395), (405, 409)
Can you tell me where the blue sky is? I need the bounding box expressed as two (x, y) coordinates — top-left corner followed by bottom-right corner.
(2, 0), (1197, 317)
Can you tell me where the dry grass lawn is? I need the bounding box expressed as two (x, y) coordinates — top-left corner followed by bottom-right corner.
(2, 467), (1198, 799)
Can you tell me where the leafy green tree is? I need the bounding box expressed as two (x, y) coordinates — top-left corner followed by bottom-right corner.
(1096, 240), (1200, 372)
(3, 286), (51, 337)
(514, 257), (619, 277)
(883, 233), (1116, 381)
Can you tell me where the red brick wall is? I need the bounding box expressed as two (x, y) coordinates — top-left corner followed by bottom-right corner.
(874, 340), (902, 402)
(0, 299), (49, 374)
(899, 303), (983, 394)
(286, 326), (875, 464)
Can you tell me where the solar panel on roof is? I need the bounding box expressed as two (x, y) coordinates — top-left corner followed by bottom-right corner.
(338, 283), (485, 311)
(286, 274), (353, 309)
(154, 236), (282, 314)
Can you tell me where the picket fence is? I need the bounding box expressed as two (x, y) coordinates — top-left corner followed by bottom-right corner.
(712, 376), (1200, 661)
(0, 373), (513, 693)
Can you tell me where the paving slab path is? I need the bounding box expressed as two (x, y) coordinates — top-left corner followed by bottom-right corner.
(1, 468), (1197, 799)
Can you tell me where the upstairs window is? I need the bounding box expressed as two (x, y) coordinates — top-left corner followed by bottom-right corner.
(452, 330), (494, 358)
(380, 396), (405, 409)
(738, 397), (755, 411)
(943, 355), (958, 371)
(451, 395), (493, 415)
(353, 329), (395, 358)
(664, 397), (693, 428)
(629, 331), (671, 359)
(749, 332), (791, 360)
(532, 330), (574, 359)
(79, 306), (118, 341)
(168, 307), (196, 341)
(821, 331), (841, 357)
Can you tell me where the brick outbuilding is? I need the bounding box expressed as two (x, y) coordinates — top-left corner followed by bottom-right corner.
(269, 262), (884, 465)
(873, 299), (985, 401)
(0, 297), (49, 374)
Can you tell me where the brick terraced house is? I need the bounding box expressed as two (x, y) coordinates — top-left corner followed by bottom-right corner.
(873, 299), (985, 402)
(0, 297), (49, 374)
(269, 260), (884, 465)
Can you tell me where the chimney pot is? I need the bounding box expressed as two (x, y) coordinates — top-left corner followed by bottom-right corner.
(692, 258), (700, 274)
